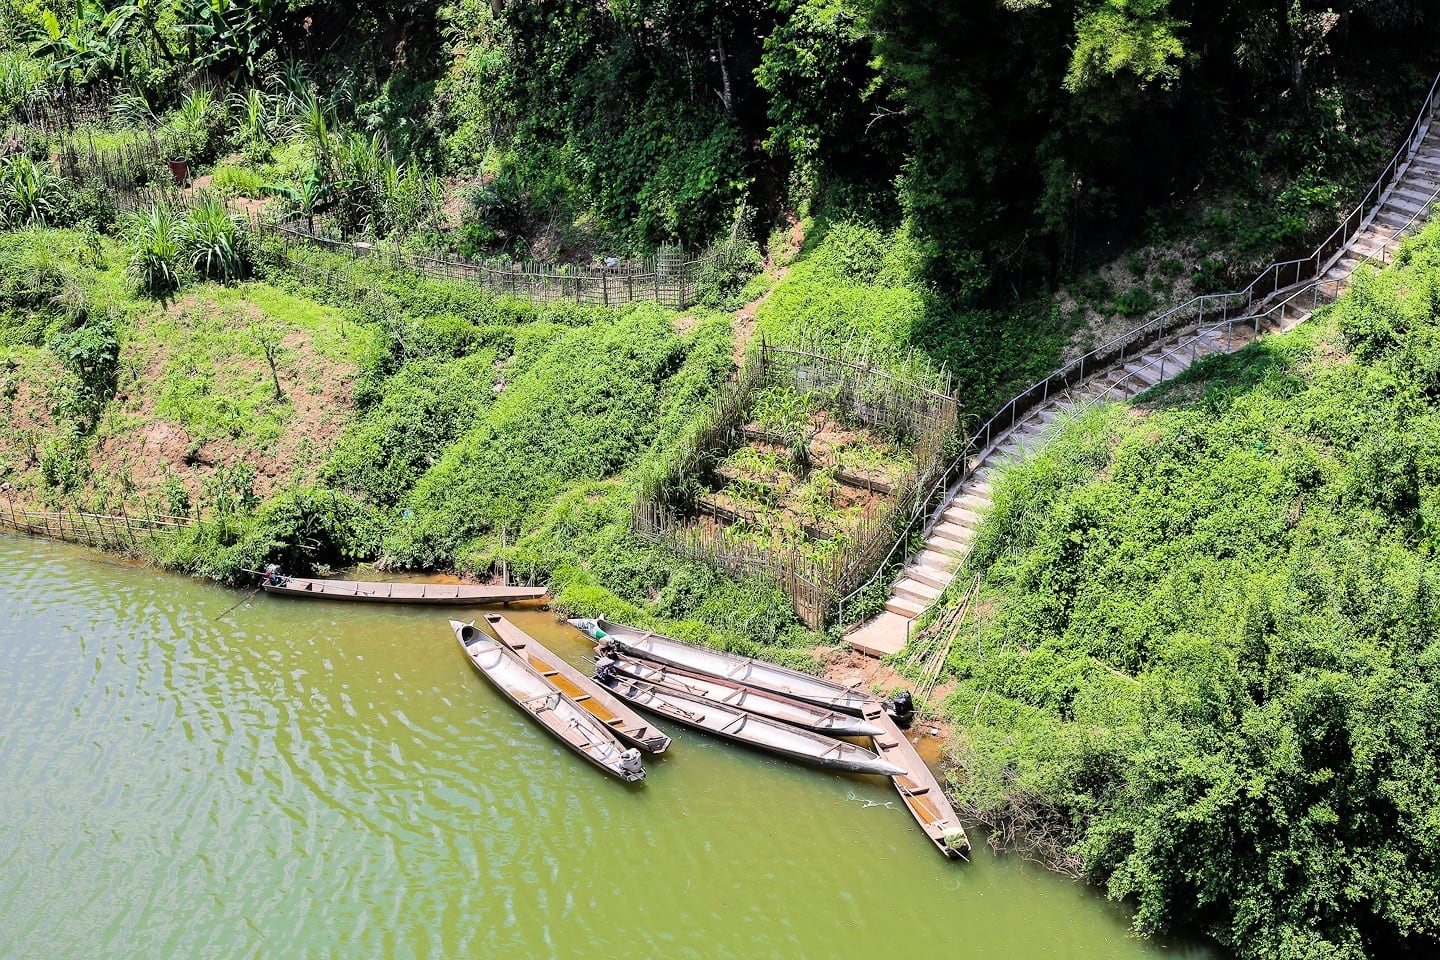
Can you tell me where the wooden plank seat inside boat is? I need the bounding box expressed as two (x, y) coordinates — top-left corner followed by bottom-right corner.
(894, 775), (928, 795)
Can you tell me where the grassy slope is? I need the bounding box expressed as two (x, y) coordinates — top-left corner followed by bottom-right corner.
(0, 225), (830, 662)
(935, 225), (1440, 958)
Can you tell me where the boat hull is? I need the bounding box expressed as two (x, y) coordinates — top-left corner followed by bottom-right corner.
(862, 703), (968, 858)
(571, 618), (877, 715)
(486, 614), (671, 754)
(451, 620), (643, 782)
(264, 578), (546, 605)
(597, 674), (904, 778)
(606, 654), (884, 738)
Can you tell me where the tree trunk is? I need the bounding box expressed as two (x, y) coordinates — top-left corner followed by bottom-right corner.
(716, 37), (733, 114)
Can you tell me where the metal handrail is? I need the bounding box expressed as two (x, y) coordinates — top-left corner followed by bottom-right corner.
(834, 68), (1440, 632)
(888, 144), (1440, 638)
(1077, 172), (1440, 418)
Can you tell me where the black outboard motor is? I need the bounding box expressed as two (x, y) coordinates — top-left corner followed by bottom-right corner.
(887, 690), (915, 729)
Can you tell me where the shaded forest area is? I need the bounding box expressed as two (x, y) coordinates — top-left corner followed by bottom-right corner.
(6, 2), (1438, 290)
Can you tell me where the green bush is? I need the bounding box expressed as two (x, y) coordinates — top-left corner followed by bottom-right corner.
(0, 155), (66, 228)
(182, 196), (250, 283)
(942, 221), (1440, 960)
(383, 308), (687, 567)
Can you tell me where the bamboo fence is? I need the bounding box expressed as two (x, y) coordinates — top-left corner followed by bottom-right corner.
(39, 136), (720, 309)
(0, 498), (207, 553)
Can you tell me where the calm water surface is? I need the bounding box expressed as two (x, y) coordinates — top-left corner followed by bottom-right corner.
(0, 535), (1217, 959)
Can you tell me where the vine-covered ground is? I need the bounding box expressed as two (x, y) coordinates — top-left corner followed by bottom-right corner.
(934, 223), (1440, 959)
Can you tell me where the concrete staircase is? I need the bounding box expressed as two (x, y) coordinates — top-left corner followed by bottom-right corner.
(847, 120), (1440, 658)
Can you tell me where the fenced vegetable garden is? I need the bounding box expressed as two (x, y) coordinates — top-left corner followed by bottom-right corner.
(635, 338), (958, 628)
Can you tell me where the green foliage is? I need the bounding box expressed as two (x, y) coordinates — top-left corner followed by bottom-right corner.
(123, 202), (185, 294)
(384, 307), (687, 566)
(0, 51), (49, 118)
(209, 163), (265, 198)
(0, 155), (66, 228)
(49, 312), (119, 422)
(182, 196), (249, 283)
(944, 222), (1440, 959)
(121, 198), (251, 293)
(324, 351), (497, 505)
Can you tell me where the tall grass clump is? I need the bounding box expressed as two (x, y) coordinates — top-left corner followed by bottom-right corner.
(183, 196), (250, 282)
(124, 203), (185, 294)
(0, 156), (66, 228)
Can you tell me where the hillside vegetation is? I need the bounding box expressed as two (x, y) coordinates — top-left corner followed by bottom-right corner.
(937, 223), (1440, 959)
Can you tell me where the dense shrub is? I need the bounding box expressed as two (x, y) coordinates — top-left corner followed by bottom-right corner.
(942, 222), (1440, 960)
(384, 307), (686, 566)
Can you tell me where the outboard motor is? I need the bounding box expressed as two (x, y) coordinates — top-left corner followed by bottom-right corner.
(887, 690), (915, 729)
(595, 656), (618, 682)
(618, 748), (645, 780)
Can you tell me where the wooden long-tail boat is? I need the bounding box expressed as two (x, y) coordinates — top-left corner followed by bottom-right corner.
(605, 653), (884, 738)
(450, 620), (645, 782)
(861, 702), (970, 859)
(570, 617), (878, 715)
(593, 670), (905, 777)
(261, 576), (546, 605)
(485, 614), (671, 754)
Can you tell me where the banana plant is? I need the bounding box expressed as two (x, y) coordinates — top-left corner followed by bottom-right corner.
(176, 0), (277, 83)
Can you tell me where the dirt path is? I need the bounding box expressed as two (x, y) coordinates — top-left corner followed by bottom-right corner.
(730, 214), (805, 364)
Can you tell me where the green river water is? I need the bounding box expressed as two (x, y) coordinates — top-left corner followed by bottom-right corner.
(0, 534), (1218, 959)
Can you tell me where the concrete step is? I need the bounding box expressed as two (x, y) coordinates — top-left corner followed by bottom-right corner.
(884, 595), (924, 619)
(969, 480), (993, 497)
(848, 611), (910, 658)
(1121, 362), (1163, 387)
(1384, 193), (1424, 217)
(1349, 236), (1387, 259)
(1406, 156), (1440, 176)
(954, 491), (991, 512)
(1391, 184), (1437, 207)
(941, 508), (981, 530)
(906, 563), (954, 591)
(1374, 208), (1413, 231)
(916, 548), (963, 571)
(927, 531), (973, 557)
(894, 577), (942, 605)
(933, 522), (975, 547)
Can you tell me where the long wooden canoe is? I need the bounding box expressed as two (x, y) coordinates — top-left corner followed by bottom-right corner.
(594, 672), (905, 778)
(262, 576), (546, 605)
(605, 652), (884, 738)
(570, 617), (878, 715)
(450, 620), (645, 782)
(485, 614), (671, 754)
(861, 702), (969, 859)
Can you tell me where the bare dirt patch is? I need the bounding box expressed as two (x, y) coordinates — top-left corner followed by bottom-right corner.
(1058, 240), (1204, 363)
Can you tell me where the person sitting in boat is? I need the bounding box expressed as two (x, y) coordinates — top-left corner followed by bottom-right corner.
(263, 563), (286, 586)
